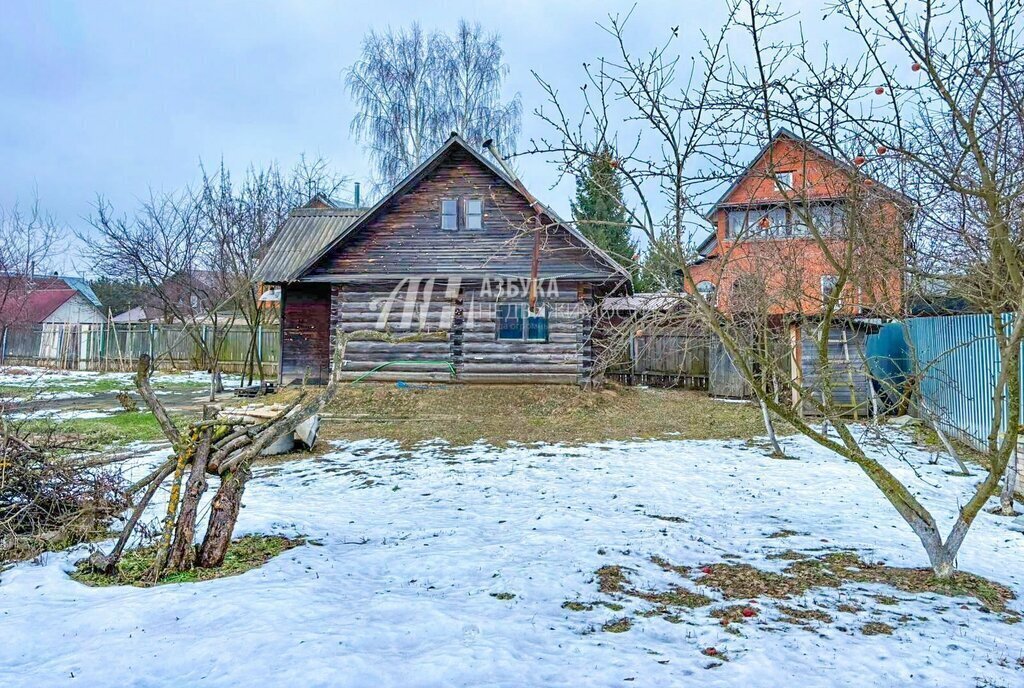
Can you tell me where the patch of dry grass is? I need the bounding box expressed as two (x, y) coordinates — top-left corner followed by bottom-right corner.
(580, 550), (1018, 638)
(778, 605), (834, 624)
(315, 383), (782, 447)
(595, 565), (630, 594)
(700, 552), (1015, 613)
(861, 621), (895, 635)
(602, 617), (633, 633)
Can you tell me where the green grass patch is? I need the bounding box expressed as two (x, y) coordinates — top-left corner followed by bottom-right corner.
(71, 534), (303, 587)
(0, 376), (209, 398)
(22, 411), (172, 448)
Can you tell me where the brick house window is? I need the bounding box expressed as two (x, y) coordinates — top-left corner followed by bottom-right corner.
(821, 275), (840, 303)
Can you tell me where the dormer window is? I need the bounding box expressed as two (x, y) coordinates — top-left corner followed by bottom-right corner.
(464, 199), (483, 230)
(441, 199), (458, 230)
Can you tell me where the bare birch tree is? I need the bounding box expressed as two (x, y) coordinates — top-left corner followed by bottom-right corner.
(347, 19), (522, 190)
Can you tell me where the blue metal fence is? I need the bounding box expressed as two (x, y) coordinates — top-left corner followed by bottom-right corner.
(899, 314), (1022, 451)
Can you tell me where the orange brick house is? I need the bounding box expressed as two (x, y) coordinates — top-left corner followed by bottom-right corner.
(687, 129), (910, 412)
(689, 128), (905, 316)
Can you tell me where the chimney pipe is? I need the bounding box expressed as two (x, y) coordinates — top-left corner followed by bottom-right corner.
(483, 139), (519, 183)
(353, 182), (361, 208)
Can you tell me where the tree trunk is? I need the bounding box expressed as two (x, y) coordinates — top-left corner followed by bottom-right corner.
(760, 398), (784, 457)
(167, 408), (215, 571)
(197, 464), (251, 568)
(209, 363), (224, 402)
(927, 545), (956, 579)
(90, 459), (176, 573)
(135, 355), (180, 446)
(150, 446), (191, 579)
(1000, 445), (1019, 515)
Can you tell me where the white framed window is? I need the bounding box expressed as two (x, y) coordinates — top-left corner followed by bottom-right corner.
(753, 207), (787, 234)
(440, 199), (458, 230)
(810, 203), (846, 234)
(821, 275), (840, 303)
(728, 207), (788, 237)
(464, 199), (483, 230)
(696, 280), (717, 304)
(727, 210), (749, 238)
(774, 171), (794, 189)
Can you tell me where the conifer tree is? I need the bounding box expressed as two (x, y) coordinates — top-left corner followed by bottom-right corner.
(571, 145), (638, 274)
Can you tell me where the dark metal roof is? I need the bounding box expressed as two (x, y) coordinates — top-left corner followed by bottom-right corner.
(253, 207), (365, 284)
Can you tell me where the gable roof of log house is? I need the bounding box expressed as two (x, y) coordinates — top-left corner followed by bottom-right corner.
(254, 134), (630, 284)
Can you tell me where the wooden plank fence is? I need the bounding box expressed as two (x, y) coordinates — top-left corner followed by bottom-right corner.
(608, 333), (710, 389)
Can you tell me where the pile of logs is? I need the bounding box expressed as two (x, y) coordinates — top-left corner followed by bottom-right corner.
(89, 352), (342, 579)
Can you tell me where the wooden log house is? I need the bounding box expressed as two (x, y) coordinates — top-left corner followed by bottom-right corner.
(255, 134), (630, 385)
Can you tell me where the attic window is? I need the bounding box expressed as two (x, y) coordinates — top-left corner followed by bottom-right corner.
(774, 171), (794, 189)
(464, 199), (483, 230)
(441, 199), (458, 230)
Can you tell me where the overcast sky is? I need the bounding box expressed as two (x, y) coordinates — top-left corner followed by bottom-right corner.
(1, 0), (835, 276)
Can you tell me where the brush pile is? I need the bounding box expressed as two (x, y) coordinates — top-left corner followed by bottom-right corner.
(0, 430), (129, 564)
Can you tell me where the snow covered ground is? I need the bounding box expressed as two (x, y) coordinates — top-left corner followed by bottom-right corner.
(5, 407), (120, 421)
(0, 366), (242, 391)
(1, 432), (1022, 687)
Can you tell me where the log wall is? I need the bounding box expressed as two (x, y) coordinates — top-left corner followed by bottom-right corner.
(276, 279), (597, 385)
(305, 147), (613, 280)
